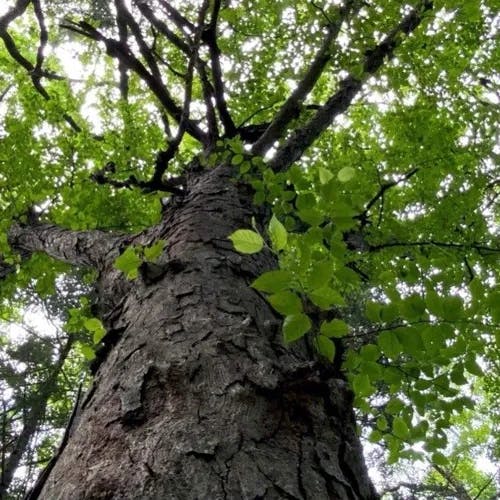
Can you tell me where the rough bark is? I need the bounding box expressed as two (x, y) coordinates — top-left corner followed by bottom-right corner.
(14, 164), (377, 499)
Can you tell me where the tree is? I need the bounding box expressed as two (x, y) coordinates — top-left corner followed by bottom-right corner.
(0, 0), (498, 498)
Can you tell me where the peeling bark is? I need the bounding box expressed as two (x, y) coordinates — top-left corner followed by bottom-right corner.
(14, 165), (377, 499)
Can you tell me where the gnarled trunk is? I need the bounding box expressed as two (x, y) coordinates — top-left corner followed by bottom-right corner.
(15, 165), (377, 499)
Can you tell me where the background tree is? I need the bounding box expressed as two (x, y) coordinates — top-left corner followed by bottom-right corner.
(0, 0), (498, 498)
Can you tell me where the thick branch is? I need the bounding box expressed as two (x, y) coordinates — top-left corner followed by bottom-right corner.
(252, 0), (357, 156)
(136, 2), (191, 56)
(115, 0), (129, 100)
(203, 0), (237, 137)
(137, 1), (221, 142)
(115, 0), (163, 84)
(150, 1), (210, 184)
(269, 0), (433, 172)
(7, 222), (120, 269)
(158, 1), (196, 34)
(61, 20), (208, 144)
(91, 166), (186, 195)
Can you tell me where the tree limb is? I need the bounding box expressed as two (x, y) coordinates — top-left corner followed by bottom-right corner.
(203, 0), (237, 137)
(7, 222), (120, 269)
(368, 240), (500, 256)
(0, 0), (81, 132)
(269, 0), (434, 172)
(158, 0), (196, 34)
(359, 167), (420, 224)
(60, 19), (208, 144)
(0, 338), (74, 498)
(252, 0), (358, 156)
(115, 0), (130, 100)
(135, 2), (191, 55)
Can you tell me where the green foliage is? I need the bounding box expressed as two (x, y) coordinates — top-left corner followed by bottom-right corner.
(228, 229), (264, 254)
(0, 0), (498, 493)
(113, 240), (166, 280)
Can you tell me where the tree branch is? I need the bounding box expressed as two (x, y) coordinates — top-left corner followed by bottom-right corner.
(7, 222), (120, 269)
(203, 0), (237, 137)
(137, 1), (220, 142)
(359, 167), (419, 224)
(158, 0), (196, 34)
(252, 0), (358, 156)
(0, 338), (73, 498)
(115, 0), (129, 100)
(136, 2), (191, 55)
(368, 240), (500, 256)
(149, 0), (211, 184)
(269, 0), (434, 172)
(60, 19), (208, 144)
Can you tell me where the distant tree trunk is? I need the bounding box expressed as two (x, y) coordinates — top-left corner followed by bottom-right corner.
(0, 338), (73, 497)
(11, 164), (377, 499)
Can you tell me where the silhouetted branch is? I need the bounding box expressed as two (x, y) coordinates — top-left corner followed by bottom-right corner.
(61, 19), (208, 144)
(149, 0), (211, 184)
(359, 167), (419, 224)
(90, 162), (186, 195)
(269, 0), (434, 172)
(137, 2), (191, 57)
(115, 0), (129, 100)
(158, 0), (196, 34)
(368, 240), (500, 255)
(203, 0), (237, 137)
(0, 0), (80, 131)
(252, 0), (359, 155)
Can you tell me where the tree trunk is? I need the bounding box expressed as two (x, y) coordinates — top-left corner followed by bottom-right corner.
(15, 164), (377, 499)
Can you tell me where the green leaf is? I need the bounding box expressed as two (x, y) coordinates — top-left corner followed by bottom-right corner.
(352, 373), (373, 397)
(400, 295), (426, 321)
(441, 295), (463, 321)
(397, 327), (424, 357)
(487, 291), (500, 322)
(359, 344), (380, 362)
(143, 240), (166, 262)
(431, 452), (448, 466)
(228, 229), (264, 254)
(318, 167), (333, 184)
(306, 260), (333, 289)
(378, 331), (402, 359)
(365, 302), (381, 322)
(464, 356), (483, 376)
(231, 153), (244, 165)
(320, 319), (349, 338)
(251, 270), (294, 293)
(239, 161), (251, 174)
(316, 335), (336, 361)
(376, 416), (388, 431)
(283, 314), (311, 342)
(392, 416), (410, 440)
(79, 343), (96, 361)
(308, 286), (345, 309)
(337, 167), (356, 182)
(84, 318), (106, 344)
(114, 246), (142, 280)
(268, 291), (303, 315)
(425, 289), (443, 316)
(268, 215), (288, 251)
(450, 364), (468, 385)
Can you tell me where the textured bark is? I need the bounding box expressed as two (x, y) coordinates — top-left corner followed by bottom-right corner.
(15, 164), (377, 499)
